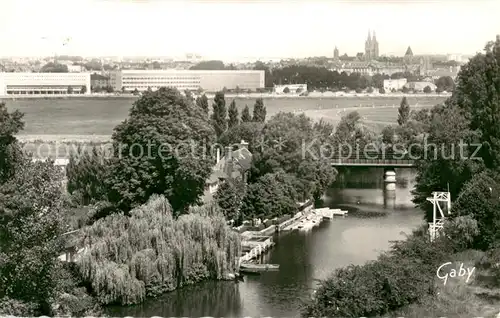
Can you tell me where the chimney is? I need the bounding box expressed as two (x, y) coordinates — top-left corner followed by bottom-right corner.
(240, 139), (249, 149)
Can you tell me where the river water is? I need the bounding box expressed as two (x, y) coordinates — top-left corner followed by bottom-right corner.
(106, 168), (424, 317)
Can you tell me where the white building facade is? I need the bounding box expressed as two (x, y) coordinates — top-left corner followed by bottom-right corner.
(110, 70), (265, 92)
(383, 78), (407, 91)
(0, 72), (91, 96)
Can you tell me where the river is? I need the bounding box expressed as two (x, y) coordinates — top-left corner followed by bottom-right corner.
(105, 167), (424, 317)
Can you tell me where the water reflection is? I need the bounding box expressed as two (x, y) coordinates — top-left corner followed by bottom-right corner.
(106, 167), (424, 317)
(107, 280), (243, 317)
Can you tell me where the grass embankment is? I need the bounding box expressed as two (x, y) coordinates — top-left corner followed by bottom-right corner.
(390, 250), (500, 318)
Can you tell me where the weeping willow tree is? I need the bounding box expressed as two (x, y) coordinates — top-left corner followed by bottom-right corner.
(76, 195), (241, 305)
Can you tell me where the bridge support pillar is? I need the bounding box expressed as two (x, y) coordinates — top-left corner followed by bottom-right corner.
(384, 169), (396, 191)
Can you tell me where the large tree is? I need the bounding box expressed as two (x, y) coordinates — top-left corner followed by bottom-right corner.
(0, 159), (66, 315)
(227, 99), (239, 129)
(211, 91), (227, 139)
(397, 97), (411, 126)
(0, 102), (24, 185)
(105, 87), (216, 214)
(252, 98), (266, 122)
(450, 36), (500, 169)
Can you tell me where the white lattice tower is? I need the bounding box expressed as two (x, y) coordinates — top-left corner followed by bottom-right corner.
(426, 191), (451, 242)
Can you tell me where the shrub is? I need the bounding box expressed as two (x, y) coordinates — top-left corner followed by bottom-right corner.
(0, 297), (37, 316)
(443, 215), (479, 252)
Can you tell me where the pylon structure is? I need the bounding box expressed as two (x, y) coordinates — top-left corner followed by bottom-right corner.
(426, 191), (451, 242)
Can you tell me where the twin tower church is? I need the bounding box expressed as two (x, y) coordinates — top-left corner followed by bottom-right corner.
(333, 30), (380, 61)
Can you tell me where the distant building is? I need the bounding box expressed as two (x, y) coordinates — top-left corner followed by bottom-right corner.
(110, 69), (265, 92)
(405, 81), (437, 92)
(333, 46), (339, 60)
(67, 65), (84, 73)
(274, 84), (307, 94)
(0, 72), (91, 96)
(383, 78), (407, 91)
(364, 30), (379, 61)
(91, 73), (110, 89)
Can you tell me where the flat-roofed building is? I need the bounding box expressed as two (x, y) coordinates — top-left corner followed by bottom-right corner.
(110, 70), (265, 92)
(383, 78), (407, 91)
(0, 72), (91, 96)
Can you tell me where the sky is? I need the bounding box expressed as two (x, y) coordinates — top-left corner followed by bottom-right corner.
(0, 0), (499, 61)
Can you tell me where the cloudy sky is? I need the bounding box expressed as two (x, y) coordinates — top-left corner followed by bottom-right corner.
(0, 0), (498, 60)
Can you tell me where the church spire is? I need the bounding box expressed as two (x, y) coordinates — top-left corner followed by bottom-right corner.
(367, 30), (371, 42)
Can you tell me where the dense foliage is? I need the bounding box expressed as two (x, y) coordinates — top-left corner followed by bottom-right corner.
(76, 195), (241, 305)
(241, 171), (298, 221)
(0, 159), (66, 314)
(214, 179), (244, 223)
(0, 102), (24, 184)
(66, 146), (110, 205)
(195, 94), (209, 114)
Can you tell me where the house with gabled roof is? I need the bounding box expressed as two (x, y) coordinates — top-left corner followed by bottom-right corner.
(201, 140), (253, 202)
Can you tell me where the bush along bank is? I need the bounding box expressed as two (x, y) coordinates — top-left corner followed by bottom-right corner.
(303, 172), (500, 317)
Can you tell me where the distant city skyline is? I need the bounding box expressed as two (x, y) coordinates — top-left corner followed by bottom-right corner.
(1, 0), (498, 61)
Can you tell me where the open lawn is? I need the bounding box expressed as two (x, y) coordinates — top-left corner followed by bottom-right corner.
(6, 95), (447, 143)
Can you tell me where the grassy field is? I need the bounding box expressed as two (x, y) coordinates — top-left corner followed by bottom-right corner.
(6, 95), (448, 143)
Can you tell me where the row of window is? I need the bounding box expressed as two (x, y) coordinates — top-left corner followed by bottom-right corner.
(122, 77), (200, 81)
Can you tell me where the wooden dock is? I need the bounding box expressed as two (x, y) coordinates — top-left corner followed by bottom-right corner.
(314, 208), (348, 219)
(239, 235), (274, 265)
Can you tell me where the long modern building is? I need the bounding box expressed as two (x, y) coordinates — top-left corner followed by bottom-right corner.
(110, 70), (265, 92)
(0, 72), (91, 95)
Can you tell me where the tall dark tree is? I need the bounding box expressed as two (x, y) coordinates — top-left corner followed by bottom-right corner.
(397, 97), (411, 126)
(196, 94), (209, 114)
(228, 99), (239, 129)
(241, 105), (252, 123)
(252, 98), (266, 122)
(211, 91), (227, 139)
(450, 36), (500, 169)
(105, 87), (216, 214)
(0, 103), (24, 185)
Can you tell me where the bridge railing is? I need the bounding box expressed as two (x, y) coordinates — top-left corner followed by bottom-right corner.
(330, 158), (416, 165)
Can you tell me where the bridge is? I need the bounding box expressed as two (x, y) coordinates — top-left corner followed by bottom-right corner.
(329, 152), (417, 167)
